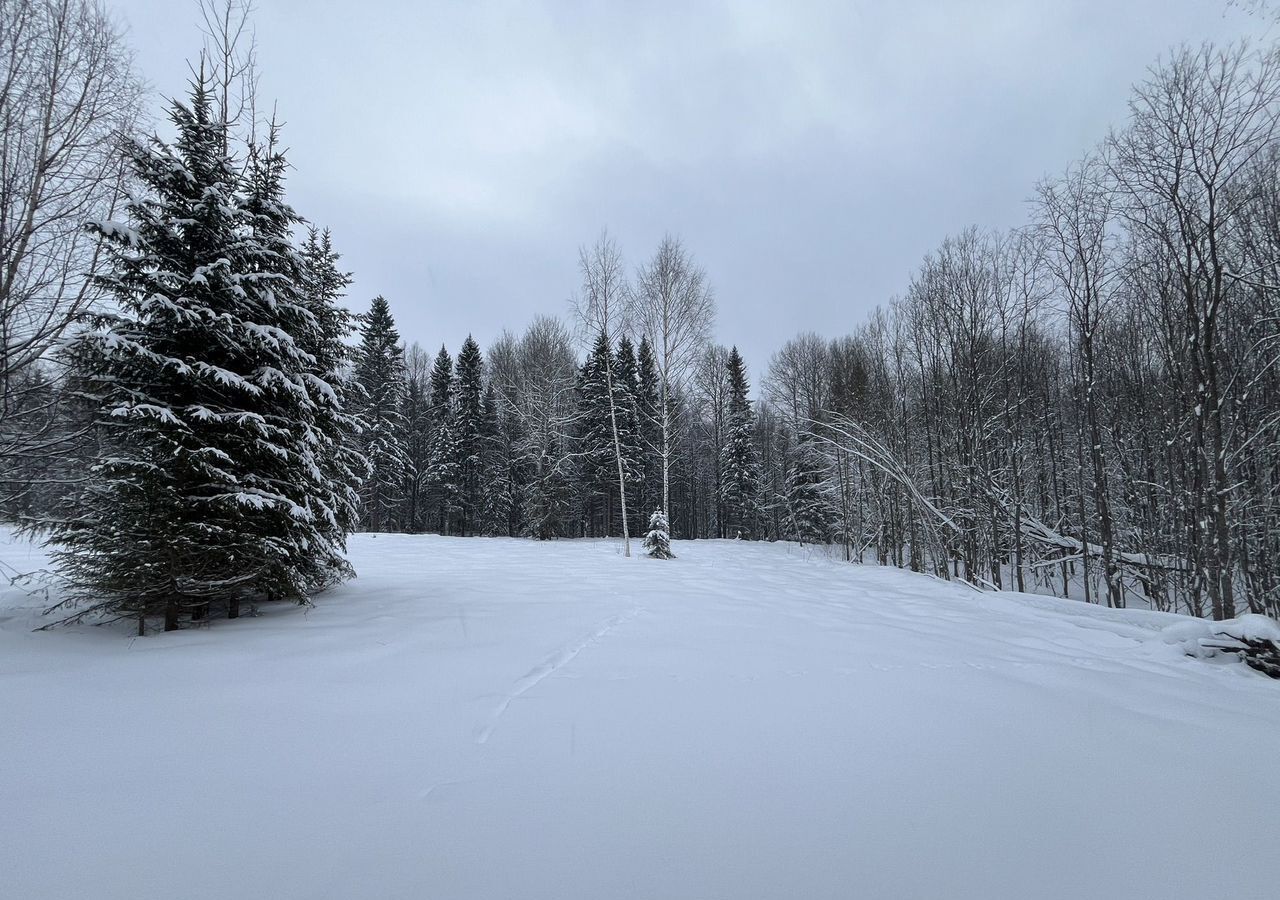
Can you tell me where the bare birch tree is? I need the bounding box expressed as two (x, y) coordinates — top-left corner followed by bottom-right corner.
(573, 232), (634, 556)
(634, 235), (715, 524)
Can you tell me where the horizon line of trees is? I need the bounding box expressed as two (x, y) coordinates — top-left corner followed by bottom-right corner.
(2, 0), (1279, 629)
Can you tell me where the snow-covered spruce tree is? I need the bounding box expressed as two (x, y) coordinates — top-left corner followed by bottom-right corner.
(424, 345), (460, 533)
(643, 509), (675, 559)
(720, 347), (761, 539)
(51, 81), (354, 632)
(453, 335), (485, 535)
(352, 296), (411, 531)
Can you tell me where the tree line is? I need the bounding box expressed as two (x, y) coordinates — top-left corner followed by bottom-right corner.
(345, 239), (756, 553)
(347, 41), (1280, 622)
(787, 43), (1279, 622)
(2, 0), (1278, 629)
(767, 43), (1280, 622)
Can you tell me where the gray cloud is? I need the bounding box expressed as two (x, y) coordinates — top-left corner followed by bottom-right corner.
(111, 0), (1265, 378)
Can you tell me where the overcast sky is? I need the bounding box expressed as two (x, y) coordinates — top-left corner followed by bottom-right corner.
(110, 0), (1268, 381)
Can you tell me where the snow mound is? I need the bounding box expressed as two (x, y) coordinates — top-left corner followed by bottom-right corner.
(1159, 613), (1280, 677)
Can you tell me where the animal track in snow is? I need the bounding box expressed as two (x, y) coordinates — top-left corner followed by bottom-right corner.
(474, 607), (643, 745)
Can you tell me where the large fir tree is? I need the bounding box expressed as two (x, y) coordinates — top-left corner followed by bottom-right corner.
(51, 80), (357, 632)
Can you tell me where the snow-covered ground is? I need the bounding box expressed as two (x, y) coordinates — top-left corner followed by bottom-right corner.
(2, 531), (1278, 900)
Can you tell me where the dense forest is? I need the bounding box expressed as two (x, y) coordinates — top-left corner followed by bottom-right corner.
(3, 0), (1280, 631)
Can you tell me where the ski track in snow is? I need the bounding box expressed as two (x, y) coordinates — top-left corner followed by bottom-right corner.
(474, 606), (644, 745)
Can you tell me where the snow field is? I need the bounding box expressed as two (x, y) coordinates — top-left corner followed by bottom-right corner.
(2, 532), (1278, 900)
